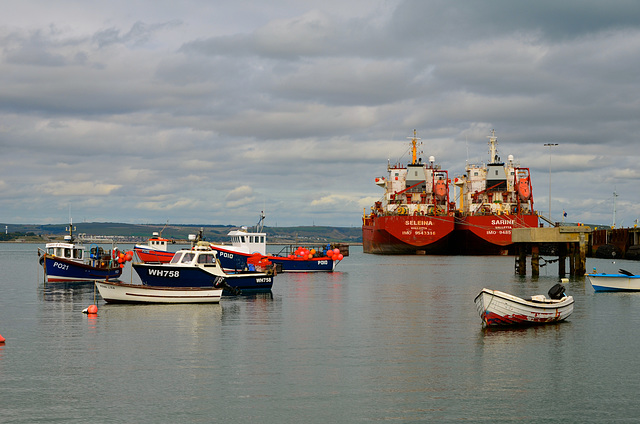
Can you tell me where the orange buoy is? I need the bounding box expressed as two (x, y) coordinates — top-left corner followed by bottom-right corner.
(83, 304), (98, 314)
(0, 333), (5, 343)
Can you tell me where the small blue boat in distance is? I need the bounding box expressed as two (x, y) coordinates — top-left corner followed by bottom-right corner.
(587, 268), (640, 292)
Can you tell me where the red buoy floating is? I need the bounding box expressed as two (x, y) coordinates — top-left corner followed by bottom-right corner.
(0, 333), (5, 343)
(83, 304), (98, 315)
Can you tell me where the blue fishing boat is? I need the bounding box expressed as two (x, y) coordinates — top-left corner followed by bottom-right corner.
(38, 219), (127, 282)
(587, 269), (640, 292)
(132, 238), (274, 294)
(210, 212), (344, 272)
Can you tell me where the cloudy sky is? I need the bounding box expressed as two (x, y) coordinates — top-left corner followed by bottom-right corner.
(1, 0), (639, 228)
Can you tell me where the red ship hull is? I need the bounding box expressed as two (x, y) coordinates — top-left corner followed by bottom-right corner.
(362, 215), (455, 254)
(453, 214), (539, 255)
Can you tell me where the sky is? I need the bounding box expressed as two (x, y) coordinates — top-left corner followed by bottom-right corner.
(1, 0), (639, 228)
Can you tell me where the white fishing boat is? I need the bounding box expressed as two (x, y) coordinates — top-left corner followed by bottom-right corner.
(210, 212), (343, 272)
(587, 269), (640, 292)
(95, 280), (223, 304)
(474, 284), (574, 327)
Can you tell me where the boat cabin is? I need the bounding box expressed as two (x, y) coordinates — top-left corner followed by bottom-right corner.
(227, 227), (267, 255)
(46, 242), (84, 261)
(170, 245), (218, 266)
(147, 232), (170, 251)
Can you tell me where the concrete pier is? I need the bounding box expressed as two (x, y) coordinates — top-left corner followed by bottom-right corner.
(512, 226), (592, 277)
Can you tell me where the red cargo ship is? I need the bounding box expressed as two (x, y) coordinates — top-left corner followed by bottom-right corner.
(362, 130), (455, 254)
(452, 130), (538, 254)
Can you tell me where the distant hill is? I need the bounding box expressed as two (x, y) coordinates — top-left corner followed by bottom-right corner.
(0, 222), (363, 244)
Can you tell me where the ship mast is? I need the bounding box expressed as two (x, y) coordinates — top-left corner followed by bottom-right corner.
(487, 129), (499, 164)
(408, 129), (421, 165)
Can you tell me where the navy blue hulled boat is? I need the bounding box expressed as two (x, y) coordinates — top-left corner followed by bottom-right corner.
(38, 219), (124, 282)
(132, 241), (274, 294)
(209, 212), (343, 273)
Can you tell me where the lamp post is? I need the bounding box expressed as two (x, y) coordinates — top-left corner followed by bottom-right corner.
(543, 143), (558, 222)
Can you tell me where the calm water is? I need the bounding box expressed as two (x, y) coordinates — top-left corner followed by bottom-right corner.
(1, 243), (640, 423)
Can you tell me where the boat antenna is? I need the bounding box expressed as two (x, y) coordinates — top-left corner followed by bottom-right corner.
(465, 134), (469, 165)
(612, 189), (618, 228)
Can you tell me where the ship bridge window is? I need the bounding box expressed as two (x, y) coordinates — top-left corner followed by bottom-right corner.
(474, 172), (478, 176)
(64, 248), (71, 258)
(73, 249), (82, 259)
(241, 236), (246, 243)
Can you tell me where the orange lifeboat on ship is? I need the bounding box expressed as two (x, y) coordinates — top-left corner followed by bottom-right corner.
(434, 179), (447, 201)
(517, 178), (531, 201)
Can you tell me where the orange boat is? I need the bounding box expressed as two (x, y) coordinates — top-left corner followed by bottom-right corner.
(362, 130), (455, 254)
(133, 232), (175, 263)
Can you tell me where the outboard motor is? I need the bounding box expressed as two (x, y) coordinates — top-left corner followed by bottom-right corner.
(548, 283), (566, 300)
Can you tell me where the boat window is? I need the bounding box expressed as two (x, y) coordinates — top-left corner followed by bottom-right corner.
(64, 248), (71, 258)
(197, 254), (215, 264)
(74, 249), (82, 259)
(241, 236), (245, 243)
(260, 236), (264, 243)
(170, 253), (182, 264)
(181, 253), (195, 263)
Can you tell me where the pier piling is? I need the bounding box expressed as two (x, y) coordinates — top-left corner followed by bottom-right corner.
(512, 226), (592, 277)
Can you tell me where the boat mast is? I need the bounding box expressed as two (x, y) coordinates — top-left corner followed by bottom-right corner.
(408, 129), (421, 165)
(256, 211), (266, 233)
(65, 217), (76, 242)
(487, 129), (499, 164)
